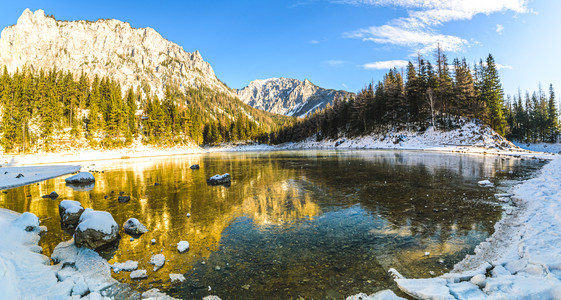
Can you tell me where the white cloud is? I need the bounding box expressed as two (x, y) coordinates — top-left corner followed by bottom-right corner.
(340, 0), (528, 54)
(324, 59), (345, 67)
(496, 63), (513, 70)
(363, 60), (409, 70)
(346, 25), (468, 54)
(342, 83), (349, 89)
(496, 24), (504, 34)
(309, 39), (320, 44)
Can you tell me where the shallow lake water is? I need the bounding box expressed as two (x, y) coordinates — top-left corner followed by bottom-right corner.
(0, 150), (543, 299)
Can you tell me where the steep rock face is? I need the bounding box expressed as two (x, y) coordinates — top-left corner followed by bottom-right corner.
(236, 78), (354, 117)
(0, 9), (232, 98)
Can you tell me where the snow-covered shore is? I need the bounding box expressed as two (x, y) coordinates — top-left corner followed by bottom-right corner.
(0, 143), (203, 167)
(379, 155), (561, 299)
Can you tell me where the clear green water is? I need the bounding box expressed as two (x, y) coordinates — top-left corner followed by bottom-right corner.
(0, 150), (542, 299)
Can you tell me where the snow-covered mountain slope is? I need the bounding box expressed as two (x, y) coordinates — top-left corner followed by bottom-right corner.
(236, 78), (354, 117)
(0, 9), (232, 98)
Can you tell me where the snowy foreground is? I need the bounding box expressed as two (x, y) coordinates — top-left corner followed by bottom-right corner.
(0, 164), (80, 190)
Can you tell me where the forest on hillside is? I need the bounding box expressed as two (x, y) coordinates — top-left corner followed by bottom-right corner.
(0, 67), (292, 153)
(268, 49), (559, 145)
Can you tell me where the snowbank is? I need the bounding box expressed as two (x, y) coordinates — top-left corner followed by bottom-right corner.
(390, 157), (561, 299)
(512, 141), (561, 154)
(0, 164), (80, 190)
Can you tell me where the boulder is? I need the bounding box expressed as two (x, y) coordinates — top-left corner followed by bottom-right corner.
(42, 191), (59, 199)
(123, 218), (148, 235)
(177, 241), (190, 253)
(74, 209), (119, 250)
(65, 172), (95, 184)
(12, 212), (40, 232)
(190, 164), (200, 170)
(207, 173), (231, 186)
(59, 200), (85, 232)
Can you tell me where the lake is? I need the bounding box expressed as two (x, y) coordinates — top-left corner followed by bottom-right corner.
(0, 150), (543, 299)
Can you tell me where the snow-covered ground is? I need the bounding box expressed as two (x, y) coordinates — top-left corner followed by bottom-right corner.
(0, 208), (123, 299)
(512, 140), (561, 154)
(0, 143), (203, 167)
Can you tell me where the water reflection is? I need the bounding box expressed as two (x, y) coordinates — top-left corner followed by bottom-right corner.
(0, 150), (542, 299)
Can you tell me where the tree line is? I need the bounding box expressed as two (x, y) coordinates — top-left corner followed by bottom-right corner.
(0, 67), (291, 153)
(268, 49), (557, 144)
(505, 84), (558, 143)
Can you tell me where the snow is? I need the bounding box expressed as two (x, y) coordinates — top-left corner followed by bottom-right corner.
(477, 179), (494, 187)
(65, 172), (95, 183)
(150, 254), (165, 271)
(0, 209), (119, 299)
(11, 212), (40, 231)
(346, 290), (405, 299)
(60, 200), (84, 214)
(170, 273), (186, 283)
(0, 164), (80, 190)
(177, 241), (190, 252)
(0, 143), (203, 167)
(130, 269), (147, 280)
(209, 173), (230, 181)
(76, 209), (118, 235)
(111, 260), (138, 272)
(390, 157), (561, 299)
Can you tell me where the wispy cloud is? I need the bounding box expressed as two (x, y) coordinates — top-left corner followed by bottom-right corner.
(342, 83), (349, 89)
(363, 59), (409, 70)
(341, 0), (528, 54)
(496, 24), (504, 34)
(309, 39), (320, 44)
(324, 59), (346, 67)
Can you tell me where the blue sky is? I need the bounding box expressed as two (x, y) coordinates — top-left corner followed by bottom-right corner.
(0, 0), (559, 96)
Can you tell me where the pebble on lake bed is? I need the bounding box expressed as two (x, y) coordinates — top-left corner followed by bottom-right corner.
(186, 213), (191, 217)
(151, 239), (156, 244)
(177, 241), (190, 253)
(170, 273), (186, 283)
(424, 252), (430, 256)
(130, 269), (148, 280)
(150, 254), (165, 271)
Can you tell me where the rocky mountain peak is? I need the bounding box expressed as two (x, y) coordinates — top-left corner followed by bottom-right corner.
(0, 9), (232, 99)
(236, 78), (354, 117)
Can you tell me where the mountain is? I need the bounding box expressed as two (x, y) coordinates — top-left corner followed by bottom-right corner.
(236, 78), (354, 117)
(0, 9), (232, 98)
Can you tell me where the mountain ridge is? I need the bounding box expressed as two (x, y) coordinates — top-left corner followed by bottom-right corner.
(0, 8), (232, 99)
(236, 77), (354, 117)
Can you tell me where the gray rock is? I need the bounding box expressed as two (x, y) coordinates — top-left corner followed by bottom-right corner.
(123, 218), (148, 235)
(59, 200), (85, 231)
(42, 191), (59, 199)
(118, 196), (131, 203)
(207, 173), (231, 186)
(190, 164), (200, 170)
(74, 209), (119, 250)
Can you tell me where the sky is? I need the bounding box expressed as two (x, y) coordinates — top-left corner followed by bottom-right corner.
(0, 0), (559, 96)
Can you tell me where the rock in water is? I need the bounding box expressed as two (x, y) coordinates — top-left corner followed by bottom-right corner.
(123, 218), (148, 235)
(59, 200), (85, 232)
(190, 164), (200, 170)
(207, 174), (231, 186)
(74, 209), (119, 249)
(118, 196), (131, 203)
(150, 254), (165, 271)
(130, 269), (148, 280)
(42, 191), (59, 199)
(478, 180), (494, 187)
(177, 241), (190, 253)
(65, 172), (95, 184)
